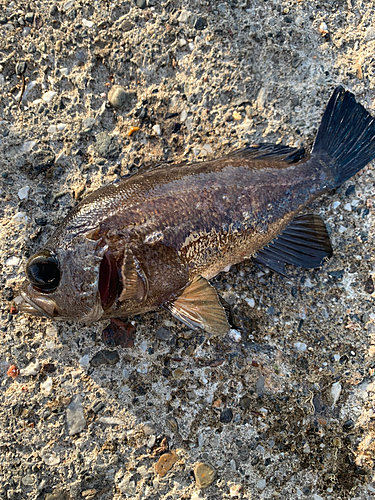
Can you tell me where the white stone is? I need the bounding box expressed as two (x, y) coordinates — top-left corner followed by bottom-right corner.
(12, 211), (28, 223)
(21, 475), (34, 486)
(228, 329), (241, 342)
(57, 123), (66, 131)
(364, 26), (375, 41)
(257, 479), (266, 490)
(152, 124), (161, 135)
(179, 38), (187, 47)
(245, 297), (255, 307)
(79, 354), (90, 367)
(60, 67), (69, 77)
(82, 18), (94, 28)
(332, 201), (341, 209)
(331, 381), (342, 407)
(294, 341), (307, 352)
(304, 277), (313, 288)
(180, 109), (187, 122)
(40, 450), (60, 465)
(42, 91), (57, 103)
(189, 42), (194, 51)
(178, 10), (190, 23)
(20, 360), (40, 376)
(118, 475), (136, 496)
(202, 143), (213, 154)
(63, 0), (74, 11)
(20, 141), (36, 153)
(99, 417), (124, 425)
(5, 256), (20, 266)
(47, 125), (57, 134)
(344, 203), (352, 211)
(339, 225), (347, 233)
(17, 186), (30, 200)
(46, 325), (58, 337)
(40, 377), (53, 394)
(303, 442), (311, 453)
(66, 398), (86, 436)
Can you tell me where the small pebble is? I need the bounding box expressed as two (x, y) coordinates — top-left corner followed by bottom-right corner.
(25, 12), (34, 23)
(42, 91), (57, 103)
(41, 450), (60, 465)
(220, 407), (233, 423)
(107, 85), (136, 110)
(15, 61), (27, 75)
(95, 131), (121, 159)
(228, 329), (241, 342)
(18, 186), (30, 200)
(152, 124), (161, 135)
(331, 381), (342, 407)
(5, 256), (21, 266)
(118, 475), (136, 496)
(257, 479), (266, 490)
(40, 377), (53, 393)
(66, 398), (86, 435)
(20, 359), (40, 376)
(193, 462), (216, 488)
(102, 319), (135, 348)
(155, 451), (179, 477)
(90, 349), (120, 366)
(7, 365), (19, 379)
(294, 341), (307, 352)
(319, 21), (328, 36)
(63, 0), (74, 11)
(82, 18), (94, 28)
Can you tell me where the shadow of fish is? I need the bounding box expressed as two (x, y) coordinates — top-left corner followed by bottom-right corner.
(16, 87), (375, 335)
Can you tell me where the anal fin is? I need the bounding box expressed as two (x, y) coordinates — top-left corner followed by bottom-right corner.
(253, 214), (332, 276)
(164, 275), (230, 336)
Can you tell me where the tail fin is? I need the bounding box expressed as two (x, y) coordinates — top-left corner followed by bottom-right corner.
(312, 86), (375, 187)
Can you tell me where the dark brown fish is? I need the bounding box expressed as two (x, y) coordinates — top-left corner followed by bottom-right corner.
(16, 87), (375, 335)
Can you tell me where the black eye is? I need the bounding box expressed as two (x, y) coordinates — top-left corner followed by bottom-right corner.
(26, 251), (60, 292)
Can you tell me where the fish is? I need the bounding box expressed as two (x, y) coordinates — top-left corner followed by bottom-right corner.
(15, 86), (375, 335)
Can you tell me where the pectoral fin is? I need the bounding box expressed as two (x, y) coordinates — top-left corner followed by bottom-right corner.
(253, 214), (332, 276)
(164, 276), (230, 336)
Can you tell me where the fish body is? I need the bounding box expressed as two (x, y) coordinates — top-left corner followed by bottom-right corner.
(17, 87), (375, 334)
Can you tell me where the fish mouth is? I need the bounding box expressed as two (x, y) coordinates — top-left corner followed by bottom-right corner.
(15, 291), (56, 319)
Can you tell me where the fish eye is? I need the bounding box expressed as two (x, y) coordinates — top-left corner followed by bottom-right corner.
(26, 251), (60, 292)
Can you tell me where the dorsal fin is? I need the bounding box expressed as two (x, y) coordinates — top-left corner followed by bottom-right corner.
(226, 143), (306, 164)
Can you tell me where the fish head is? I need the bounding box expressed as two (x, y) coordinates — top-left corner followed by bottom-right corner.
(16, 234), (119, 322)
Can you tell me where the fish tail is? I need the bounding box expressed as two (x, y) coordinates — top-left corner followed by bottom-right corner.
(312, 86), (375, 187)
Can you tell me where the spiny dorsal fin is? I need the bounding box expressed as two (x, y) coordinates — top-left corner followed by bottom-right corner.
(226, 143), (306, 164)
(164, 275), (230, 336)
(253, 214), (332, 276)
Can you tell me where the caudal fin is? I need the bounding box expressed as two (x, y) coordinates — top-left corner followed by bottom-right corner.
(312, 86), (375, 187)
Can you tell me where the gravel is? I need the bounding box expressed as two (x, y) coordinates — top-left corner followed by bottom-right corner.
(1, 0), (375, 499)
